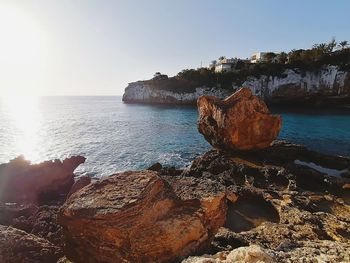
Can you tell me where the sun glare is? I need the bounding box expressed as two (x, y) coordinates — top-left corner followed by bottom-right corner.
(0, 4), (49, 96)
(1, 95), (42, 162)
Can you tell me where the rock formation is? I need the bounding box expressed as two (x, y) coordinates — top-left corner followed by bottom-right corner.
(197, 88), (282, 150)
(123, 81), (231, 105)
(0, 225), (62, 263)
(0, 155), (86, 260)
(123, 66), (350, 107)
(59, 170), (226, 263)
(181, 141), (350, 262)
(236, 66), (350, 106)
(0, 155), (86, 204)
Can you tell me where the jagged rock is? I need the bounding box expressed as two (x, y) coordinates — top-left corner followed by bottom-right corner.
(0, 203), (63, 245)
(59, 170), (226, 263)
(181, 142), (350, 262)
(0, 225), (62, 263)
(147, 162), (163, 171)
(182, 245), (276, 263)
(197, 88), (282, 150)
(67, 175), (91, 198)
(0, 155), (86, 204)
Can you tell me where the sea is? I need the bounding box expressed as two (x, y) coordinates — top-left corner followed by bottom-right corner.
(0, 96), (349, 177)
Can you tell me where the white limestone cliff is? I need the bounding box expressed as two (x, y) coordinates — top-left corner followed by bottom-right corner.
(123, 83), (231, 104)
(123, 66), (350, 106)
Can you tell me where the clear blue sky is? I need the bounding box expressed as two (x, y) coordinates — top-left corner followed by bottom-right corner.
(0, 0), (349, 95)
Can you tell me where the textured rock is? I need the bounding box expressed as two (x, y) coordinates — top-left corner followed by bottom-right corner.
(182, 245), (275, 263)
(66, 175), (91, 198)
(182, 142), (350, 262)
(0, 155), (85, 204)
(60, 170), (226, 263)
(163, 176), (227, 236)
(0, 225), (61, 263)
(197, 88), (282, 150)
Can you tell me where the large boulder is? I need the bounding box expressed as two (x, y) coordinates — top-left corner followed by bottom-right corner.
(0, 155), (86, 204)
(59, 170), (226, 263)
(197, 87), (282, 150)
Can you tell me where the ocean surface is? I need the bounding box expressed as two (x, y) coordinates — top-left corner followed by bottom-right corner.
(0, 96), (349, 177)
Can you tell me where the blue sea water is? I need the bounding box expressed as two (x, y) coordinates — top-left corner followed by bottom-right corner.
(0, 96), (349, 177)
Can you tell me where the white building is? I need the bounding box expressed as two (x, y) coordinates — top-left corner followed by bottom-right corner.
(214, 58), (237, 73)
(251, 52), (268, 63)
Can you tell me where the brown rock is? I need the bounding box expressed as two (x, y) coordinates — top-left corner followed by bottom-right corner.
(67, 175), (91, 198)
(60, 170), (225, 263)
(197, 87), (282, 150)
(0, 225), (61, 263)
(0, 155), (85, 204)
(163, 176), (227, 236)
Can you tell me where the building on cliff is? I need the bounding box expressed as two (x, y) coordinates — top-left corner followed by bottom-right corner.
(251, 52), (269, 63)
(213, 58), (241, 73)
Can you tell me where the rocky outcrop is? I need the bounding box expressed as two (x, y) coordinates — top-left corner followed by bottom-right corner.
(123, 81), (231, 104)
(0, 225), (62, 263)
(181, 141), (350, 263)
(197, 88), (282, 150)
(123, 66), (350, 107)
(0, 155), (86, 204)
(59, 170), (226, 263)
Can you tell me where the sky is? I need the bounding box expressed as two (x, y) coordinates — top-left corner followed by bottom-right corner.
(0, 0), (349, 96)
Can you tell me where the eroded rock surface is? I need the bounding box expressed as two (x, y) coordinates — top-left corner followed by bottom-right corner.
(183, 245), (275, 263)
(197, 88), (282, 150)
(60, 170), (226, 263)
(0, 155), (86, 204)
(0, 225), (62, 263)
(182, 141), (350, 262)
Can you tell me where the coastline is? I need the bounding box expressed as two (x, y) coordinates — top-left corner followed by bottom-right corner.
(1, 140), (350, 262)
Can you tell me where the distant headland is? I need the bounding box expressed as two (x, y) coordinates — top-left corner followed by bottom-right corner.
(123, 39), (350, 108)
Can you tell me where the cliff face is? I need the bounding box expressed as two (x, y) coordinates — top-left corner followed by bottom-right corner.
(238, 66), (350, 106)
(123, 66), (350, 107)
(122, 82), (231, 104)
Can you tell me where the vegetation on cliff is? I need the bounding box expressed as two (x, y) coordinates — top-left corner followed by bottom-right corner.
(143, 39), (350, 92)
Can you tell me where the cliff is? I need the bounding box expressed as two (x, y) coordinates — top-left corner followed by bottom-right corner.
(123, 81), (231, 105)
(123, 66), (350, 107)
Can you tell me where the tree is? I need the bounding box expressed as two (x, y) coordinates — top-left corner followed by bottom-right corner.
(338, 40), (349, 50)
(218, 56), (226, 61)
(326, 37), (337, 53)
(263, 52), (277, 63)
(276, 52), (288, 64)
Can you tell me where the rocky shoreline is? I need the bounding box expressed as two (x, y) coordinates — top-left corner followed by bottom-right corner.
(1, 90), (350, 262)
(0, 141), (349, 262)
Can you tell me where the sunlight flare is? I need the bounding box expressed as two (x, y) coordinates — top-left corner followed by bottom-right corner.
(1, 95), (42, 162)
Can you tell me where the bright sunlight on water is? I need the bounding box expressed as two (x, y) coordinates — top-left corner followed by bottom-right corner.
(0, 96), (350, 177)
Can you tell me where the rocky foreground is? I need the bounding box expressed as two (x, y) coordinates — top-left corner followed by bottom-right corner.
(1, 89), (350, 262)
(0, 142), (349, 263)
